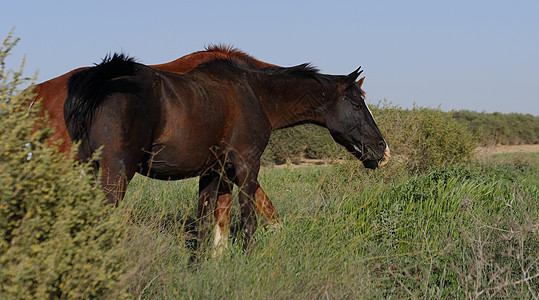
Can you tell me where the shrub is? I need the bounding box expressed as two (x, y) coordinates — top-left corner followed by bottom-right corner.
(0, 32), (130, 299)
(452, 110), (539, 145)
(262, 124), (345, 165)
(372, 102), (476, 172)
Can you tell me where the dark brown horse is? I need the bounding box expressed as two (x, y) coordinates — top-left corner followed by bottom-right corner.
(64, 54), (390, 251)
(29, 45), (276, 154)
(28, 45), (279, 240)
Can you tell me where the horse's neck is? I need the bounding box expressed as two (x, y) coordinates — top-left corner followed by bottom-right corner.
(253, 77), (330, 130)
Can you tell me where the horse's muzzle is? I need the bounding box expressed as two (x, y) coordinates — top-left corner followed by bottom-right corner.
(362, 146), (390, 169)
(378, 146), (390, 167)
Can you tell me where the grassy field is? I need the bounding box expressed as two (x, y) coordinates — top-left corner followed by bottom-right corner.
(117, 152), (538, 299)
(2, 33), (537, 298)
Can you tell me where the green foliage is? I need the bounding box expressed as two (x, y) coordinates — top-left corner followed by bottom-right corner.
(123, 153), (538, 299)
(1, 30), (536, 298)
(369, 102), (476, 172)
(0, 32), (130, 299)
(410, 107), (476, 171)
(262, 124), (344, 165)
(453, 110), (539, 145)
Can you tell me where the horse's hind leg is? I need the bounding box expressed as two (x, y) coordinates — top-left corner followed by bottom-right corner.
(213, 179), (279, 254)
(213, 178), (234, 255)
(254, 184), (279, 224)
(215, 181), (278, 231)
(99, 150), (140, 206)
(78, 139), (136, 206)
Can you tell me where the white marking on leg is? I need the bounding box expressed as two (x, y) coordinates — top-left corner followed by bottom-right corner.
(212, 224), (228, 256)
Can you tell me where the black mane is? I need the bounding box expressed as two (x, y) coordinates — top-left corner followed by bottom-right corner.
(262, 63), (320, 77)
(199, 57), (342, 88)
(200, 45), (356, 88)
(261, 63), (337, 87)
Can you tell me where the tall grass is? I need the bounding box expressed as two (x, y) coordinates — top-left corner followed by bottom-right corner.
(121, 153), (538, 298)
(2, 32), (537, 298)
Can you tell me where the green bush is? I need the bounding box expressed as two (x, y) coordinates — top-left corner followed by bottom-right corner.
(453, 110), (539, 145)
(262, 124), (345, 165)
(372, 102), (476, 172)
(0, 32), (130, 299)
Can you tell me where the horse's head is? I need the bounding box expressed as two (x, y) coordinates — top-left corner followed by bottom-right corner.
(324, 68), (390, 169)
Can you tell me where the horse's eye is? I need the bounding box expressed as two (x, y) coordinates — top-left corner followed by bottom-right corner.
(342, 96), (362, 110)
(349, 99), (362, 110)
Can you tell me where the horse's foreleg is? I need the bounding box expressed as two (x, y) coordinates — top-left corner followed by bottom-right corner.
(231, 163), (260, 251)
(196, 174), (220, 252)
(239, 186), (258, 251)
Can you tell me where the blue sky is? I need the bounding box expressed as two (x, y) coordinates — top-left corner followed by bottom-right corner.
(2, 1), (538, 115)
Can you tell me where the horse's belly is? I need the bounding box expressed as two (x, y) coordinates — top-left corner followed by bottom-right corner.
(140, 142), (217, 180)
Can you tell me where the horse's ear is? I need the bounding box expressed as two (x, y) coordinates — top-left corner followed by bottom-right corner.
(339, 67), (363, 93)
(356, 76), (365, 89)
(346, 66), (363, 84)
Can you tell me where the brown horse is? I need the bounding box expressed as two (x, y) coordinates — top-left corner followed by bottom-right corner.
(64, 54), (390, 251)
(28, 46), (279, 241)
(28, 45), (276, 154)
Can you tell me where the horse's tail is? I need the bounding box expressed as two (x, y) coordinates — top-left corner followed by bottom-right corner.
(64, 53), (140, 143)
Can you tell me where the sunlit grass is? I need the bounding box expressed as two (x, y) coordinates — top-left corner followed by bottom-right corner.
(118, 153), (538, 298)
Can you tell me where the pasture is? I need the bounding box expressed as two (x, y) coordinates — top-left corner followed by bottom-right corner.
(117, 152), (538, 298)
(1, 33), (537, 298)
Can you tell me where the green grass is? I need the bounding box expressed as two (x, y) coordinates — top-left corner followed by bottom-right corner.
(119, 153), (538, 299)
(3, 31), (537, 299)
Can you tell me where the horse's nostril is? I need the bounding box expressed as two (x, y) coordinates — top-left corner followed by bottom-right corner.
(378, 141), (386, 151)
